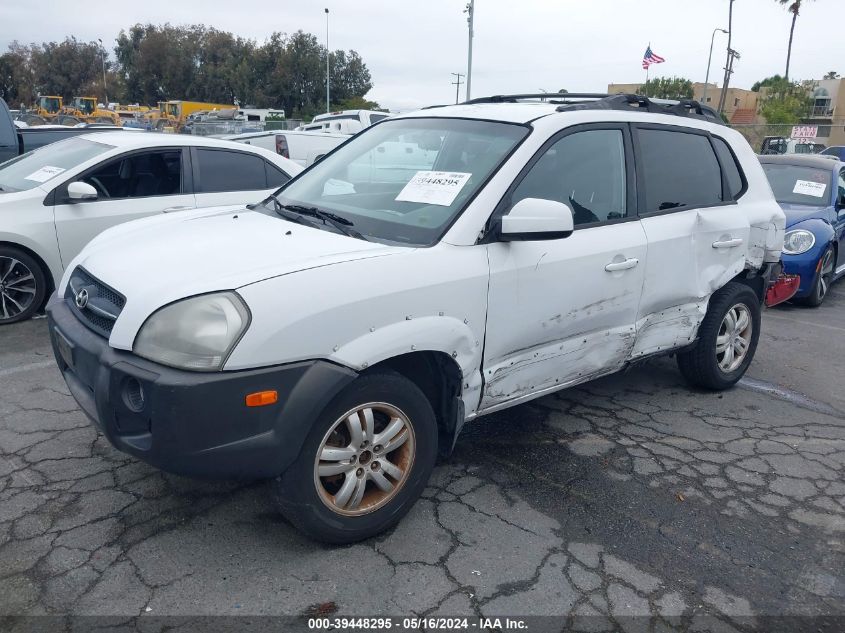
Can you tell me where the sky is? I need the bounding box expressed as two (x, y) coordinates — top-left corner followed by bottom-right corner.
(0, 0), (837, 112)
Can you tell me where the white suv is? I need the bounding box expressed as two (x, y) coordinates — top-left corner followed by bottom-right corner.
(46, 94), (786, 543)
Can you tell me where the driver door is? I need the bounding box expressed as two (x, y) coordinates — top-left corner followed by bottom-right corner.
(53, 148), (195, 267)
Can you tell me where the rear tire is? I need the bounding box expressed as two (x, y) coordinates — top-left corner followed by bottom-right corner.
(677, 282), (761, 390)
(274, 370), (438, 544)
(794, 245), (834, 308)
(0, 247), (47, 325)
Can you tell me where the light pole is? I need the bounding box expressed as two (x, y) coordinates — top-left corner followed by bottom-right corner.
(324, 8), (330, 114)
(464, 0), (474, 101)
(98, 38), (108, 105)
(703, 28), (728, 104)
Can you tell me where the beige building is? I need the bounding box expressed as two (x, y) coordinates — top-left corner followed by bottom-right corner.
(606, 82), (759, 124)
(804, 77), (845, 147)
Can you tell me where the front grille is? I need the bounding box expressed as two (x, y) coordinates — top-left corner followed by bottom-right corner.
(65, 267), (126, 337)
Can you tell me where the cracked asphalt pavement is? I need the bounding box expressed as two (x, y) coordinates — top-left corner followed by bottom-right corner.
(1, 287), (844, 632)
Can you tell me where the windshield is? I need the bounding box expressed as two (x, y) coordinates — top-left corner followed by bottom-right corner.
(762, 163), (833, 206)
(271, 117), (528, 246)
(0, 138), (113, 192)
(39, 97), (61, 113)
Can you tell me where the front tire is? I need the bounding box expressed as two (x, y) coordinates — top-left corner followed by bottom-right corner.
(0, 247), (46, 325)
(274, 371), (438, 544)
(677, 282), (761, 390)
(795, 245), (834, 307)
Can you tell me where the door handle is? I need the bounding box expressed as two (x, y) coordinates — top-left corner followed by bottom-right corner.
(712, 238), (744, 249)
(163, 206), (191, 213)
(604, 258), (639, 272)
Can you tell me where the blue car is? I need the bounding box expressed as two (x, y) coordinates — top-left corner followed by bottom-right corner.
(821, 146), (845, 161)
(760, 154), (845, 306)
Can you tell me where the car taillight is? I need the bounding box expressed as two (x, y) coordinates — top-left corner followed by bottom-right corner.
(275, 135), (289, 159)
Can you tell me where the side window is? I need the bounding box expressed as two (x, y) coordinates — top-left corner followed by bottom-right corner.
(196, 149), (266, 193)
(712, 136), (745, 200)
(82, 150), (182, 199)
(637, 129), (722, 213)
(838, 170), (845, 205)
(511, 129), (627, 227)
(265, 162), (290, 188)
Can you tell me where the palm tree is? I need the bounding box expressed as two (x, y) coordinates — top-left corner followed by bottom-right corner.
(778, 0), (813, 80)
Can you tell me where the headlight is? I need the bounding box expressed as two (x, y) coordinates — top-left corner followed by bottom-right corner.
(134, 292), (250, 371)
(782, 229), (815, 255)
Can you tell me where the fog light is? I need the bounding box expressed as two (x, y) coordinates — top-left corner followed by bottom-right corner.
(123, 377), (145, 412)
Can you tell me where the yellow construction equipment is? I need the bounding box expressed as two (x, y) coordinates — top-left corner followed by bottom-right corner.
(32, 96), (63, 119)
(159, 100), (234, 132)
(59, 97), (121, 126)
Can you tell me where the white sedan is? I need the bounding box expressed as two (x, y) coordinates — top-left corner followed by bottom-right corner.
(0, 132), (302, 323)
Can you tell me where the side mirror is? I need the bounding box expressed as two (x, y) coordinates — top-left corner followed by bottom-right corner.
(67, 181), (98, 201)
(499, 198), (574, 241)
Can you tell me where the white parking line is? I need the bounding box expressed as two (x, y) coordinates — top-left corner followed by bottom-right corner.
(0, 359), (56, 378)
(764, 312), (845, 334)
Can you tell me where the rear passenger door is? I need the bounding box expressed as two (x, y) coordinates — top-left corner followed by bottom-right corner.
(192, 148), (293, 208)
(630, 125), (751, 358)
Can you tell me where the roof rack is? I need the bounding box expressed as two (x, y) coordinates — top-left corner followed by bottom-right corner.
(464, 93), (610, 104)
(463, 93), (725, 125)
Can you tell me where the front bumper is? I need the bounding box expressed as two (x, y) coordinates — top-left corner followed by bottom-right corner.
(46, 294), (357, 479)
(781, 246), (826, 298)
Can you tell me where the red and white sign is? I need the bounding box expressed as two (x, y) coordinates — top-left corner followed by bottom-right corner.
(791, 125), (818, 139)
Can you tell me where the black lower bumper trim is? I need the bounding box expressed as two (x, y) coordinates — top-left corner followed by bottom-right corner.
(46, 294), (357, 479)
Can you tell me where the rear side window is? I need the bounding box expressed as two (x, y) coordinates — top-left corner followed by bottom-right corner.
(712, 137), (745, 199)
(265, 162), (290, 188)
(196, 149), (266, 193)
(637, 129), (722, 213)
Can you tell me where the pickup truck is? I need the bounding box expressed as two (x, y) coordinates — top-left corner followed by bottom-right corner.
(0, 98), (122, 163)
(224, 130), (348, 168)
(297, 109), (390, 134)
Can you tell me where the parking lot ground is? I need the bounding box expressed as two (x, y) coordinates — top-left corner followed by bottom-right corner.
(1, 288), (844, 632)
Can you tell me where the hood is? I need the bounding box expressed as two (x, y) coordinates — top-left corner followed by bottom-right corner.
(779, 202), (832, 228)
(68, 206), (407, 347)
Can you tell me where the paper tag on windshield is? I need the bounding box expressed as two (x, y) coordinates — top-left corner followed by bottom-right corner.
(793, 179), (826, 198)
(395, 171), (471, 207)
(25, 166), (66, 183)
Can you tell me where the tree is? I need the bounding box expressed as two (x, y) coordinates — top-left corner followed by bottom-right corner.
(638, 77), (694, 100)
(757, 76), (812, 123)
(4, 24), (375, 113)
(823, 71), (840, 80)
(778, 0), (814, 80)
(752, 75), (785, 92)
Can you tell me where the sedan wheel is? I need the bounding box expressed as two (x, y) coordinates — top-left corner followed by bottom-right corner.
(815, 247), (835, 304)
(314, 402), (415, 516)
(0, 255), (40, 323)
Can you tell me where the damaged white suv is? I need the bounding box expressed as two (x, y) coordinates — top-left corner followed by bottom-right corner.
(47, 94), (786, 543)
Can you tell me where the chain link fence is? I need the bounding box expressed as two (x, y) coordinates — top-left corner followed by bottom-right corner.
(729, 123), (836, 154)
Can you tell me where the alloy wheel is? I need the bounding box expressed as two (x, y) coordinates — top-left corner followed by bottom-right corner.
(715, 303), (753, 373)
(0, 256), (37, 322)
(313, 402), (415, 516)
(817, 248), (835, 302)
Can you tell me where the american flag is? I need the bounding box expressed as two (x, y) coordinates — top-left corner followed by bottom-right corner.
(642, 46), (666, 69)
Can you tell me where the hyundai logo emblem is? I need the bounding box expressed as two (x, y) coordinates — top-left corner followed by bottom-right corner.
(75, 288), (89, 309)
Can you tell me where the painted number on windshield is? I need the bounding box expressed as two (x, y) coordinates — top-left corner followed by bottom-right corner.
(395, 171), (472, 206)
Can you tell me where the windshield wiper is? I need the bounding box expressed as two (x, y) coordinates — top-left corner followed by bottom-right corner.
(273, 198), (367, 241)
